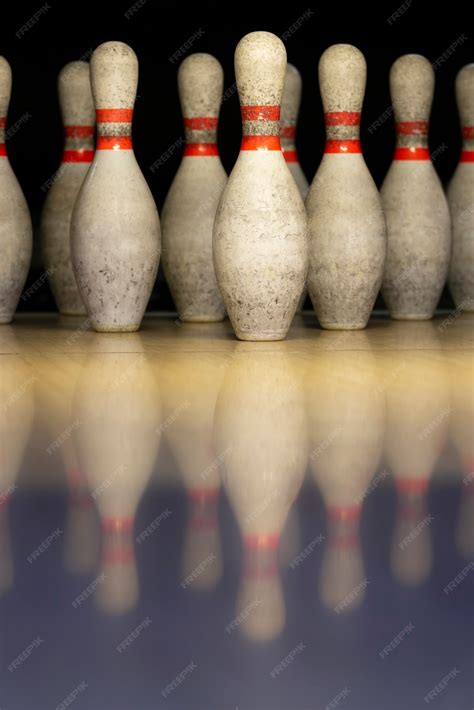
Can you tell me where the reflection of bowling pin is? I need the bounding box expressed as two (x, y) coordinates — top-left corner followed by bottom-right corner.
(214, 345), (307, 639)
(0, 357), (35, 593)
(447, 64), (474, 311)
(71, 42), (160, 332)
(449, 351), (474, 558)
(384, 340), (449, 585)
(306, 348), (384, 611)
(41, 61), (94, 316)
(307, 45), (386, 330)
(73, 343), (161, 613)
(381, 54), (451, 320)
(161, 54), (226, 323)
(213, 32), (307, 341)
(159, 352), (229, 589)
(0, 57), (33, 324)
(280, 64), (308, 198)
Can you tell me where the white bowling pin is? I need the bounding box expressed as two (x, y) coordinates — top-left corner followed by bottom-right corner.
(280, 63), (308, 198)
(71, 41), (160, 332)
(447, 64), (474, 311)
(306, 44), (386, 330)
(381, 54), (451, 320)
(41, 61), (94, 316)
(213, 32), (307, 341)
(0, 57), (33, 324)
(161, 53), (226, 323)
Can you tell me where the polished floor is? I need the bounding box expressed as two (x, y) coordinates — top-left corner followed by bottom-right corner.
(0, 313), (473, 710)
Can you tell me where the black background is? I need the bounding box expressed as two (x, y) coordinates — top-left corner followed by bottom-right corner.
(1, 1), (472, 312)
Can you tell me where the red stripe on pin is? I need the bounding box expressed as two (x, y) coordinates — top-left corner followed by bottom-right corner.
(244, 533), (280, 550)
(325, 139), (361, 154)
(64, 125), (95, 138)
(280, 125), (296, 139)
(396, 478), (429, 493)
(0, 117), (6, 129)
(328, 504), (361, 521)
(325, 111), (360, 126)
(394, 147), (430, 160)
(184, 117), (218, 130)
(97, 136), (132, 150)
(462, 126), (474, 140)
(241, 135), (281, 151)
(460, 150), (474, 162)
(0, 143), (6, 157)
(241, 105), (280, 121)
(184, 143), (219, 156)
(396, 121), (428, 135)
(283, 149), (298, 163)
(96, 108), (133, 123)
(62, 149), (94, 162)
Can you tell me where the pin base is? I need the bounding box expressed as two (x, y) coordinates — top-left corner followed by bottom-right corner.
(390, 314), (433, 321)
(235, 331), (288, 342)
(319, 322), (367, 330)
(93, 324), (140, 333)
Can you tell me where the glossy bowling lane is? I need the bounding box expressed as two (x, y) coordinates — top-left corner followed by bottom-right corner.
(0, 314), (473, 710)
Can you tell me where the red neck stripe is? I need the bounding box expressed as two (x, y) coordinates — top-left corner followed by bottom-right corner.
(241, 105), (280, 121)
(396, 478), (429, 493)
(462, 126), (474, 140)
(396, 121), (428, 135)
(64, 125), (95, 138)
(62, 149), (94, 162)
(394, 147), (430, 160)
(327, 504), (361, 521)
(0, 117), (6, 129)
(241, 135), (281, 151)
(0, 144), (6, 157)
(283, 149), (298, 163)
(325, 111), (360, 126)
(96, 108), (133, 123)
(184, 116), (218, 130)
(97, 136), (132, 151)
(184, 143), (219, 156)
(244, 533), (280, 550)
(460, 150), (474, 162)
(188, 488), (219, 502)
(280, 125), (296, 139)
(325, 139), (361, 154)
(102, 517), (133, 532)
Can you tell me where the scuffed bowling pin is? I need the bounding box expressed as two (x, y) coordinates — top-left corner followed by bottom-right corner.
(161, 54), (226, 322)
(382, 54), (451, 320)
(280, 63), (308, 198)
(0, 57), (32, 324)
(71, 42), (160, 332)
(213, 32), (307, 341)
(41, 62), (94, 316)
(306, 45), (386, 330)
(447, 64), (474, 311)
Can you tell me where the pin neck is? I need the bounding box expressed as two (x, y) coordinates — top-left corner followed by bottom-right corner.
(96, 108), (133, 151)
(460, 125), (474, 162)
(62, 125), (95, 163)
(188, 488), (218, 531)
(0, 116), (6, 156)
(183, 116), (219, 156)
(280, 123), (298, 163)
(394, 120), (430, 160)
(240, 105), (281, 151)
(324, 112), (361, 154)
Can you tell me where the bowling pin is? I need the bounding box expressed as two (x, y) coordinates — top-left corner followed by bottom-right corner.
(213, 32), (307, 341)
(161, 54), (226, 323)
(214, 344), (307, 639)
(71, 42), (160, 332)
(306, 45), (386, 330)
(0, 57), (33, 324)
(73, 341), (161, 613)
(280, 63), (308, 198)
(447, 64), (474, 311)
(381, 54), (451, 320)
(41, 62), (94, 316)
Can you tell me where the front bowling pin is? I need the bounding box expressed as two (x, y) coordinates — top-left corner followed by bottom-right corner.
(0, 57), (33, 324)
(213, 32), (307, 341)
(161, 53), (226, 322)
(381, 54), (451, 320)
(306, 44), (386, 330)
(41, 62), (94, 316)
(71, 42), (160, 332)
(447, 64), (474, 311)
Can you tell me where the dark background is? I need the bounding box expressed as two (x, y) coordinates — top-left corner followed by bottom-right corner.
(0, 1), (472, 312)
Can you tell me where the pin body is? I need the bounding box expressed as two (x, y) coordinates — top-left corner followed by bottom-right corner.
(381, 54), (451, 320)
(447, 64), (474, 311)
(41, 62), (94, 316)
(161, 54), (226, 322)
(213, 32), (307, 341)
(71, 42), (160, 332)
(0, 57), (32, 324)
(306, 44), (386, 330)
